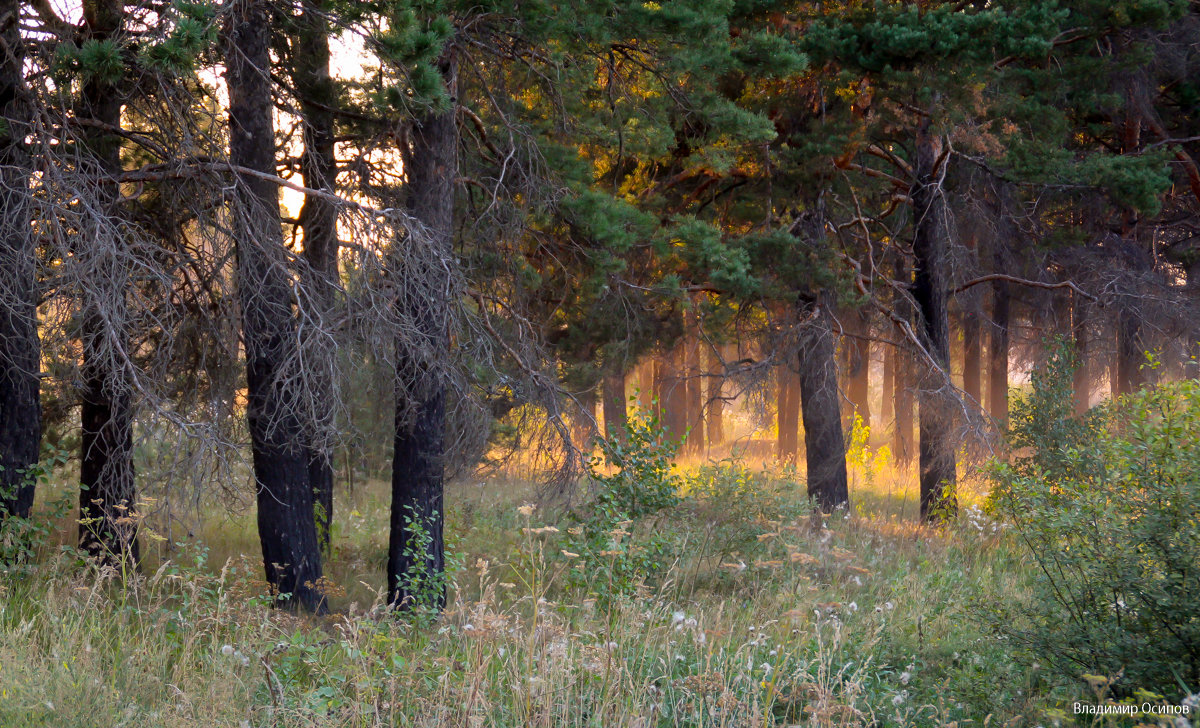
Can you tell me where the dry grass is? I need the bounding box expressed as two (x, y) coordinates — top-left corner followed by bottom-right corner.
(0, 459), (1180, 727)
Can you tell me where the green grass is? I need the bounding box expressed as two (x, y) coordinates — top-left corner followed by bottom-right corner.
(0, 459), (1178, 727)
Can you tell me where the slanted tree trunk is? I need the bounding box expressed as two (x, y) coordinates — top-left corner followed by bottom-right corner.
(910, 121), (957, 521)
(78, 0), (138, 564)
(226, 0), (325, 612)
(1072, 291), (1089, 414)
(294, 0), (339, 555)
(388, 51), (457, 610)
(0, 1), (38, 521)
(797, 290), (848, 511)
(776, 367), (800, 464)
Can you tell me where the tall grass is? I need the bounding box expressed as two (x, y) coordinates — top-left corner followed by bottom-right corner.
(0, 459), (1184, 727)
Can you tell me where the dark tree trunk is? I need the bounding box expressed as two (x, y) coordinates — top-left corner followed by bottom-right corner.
(601, 367), (627, 440)
(1114, 306), (1146, 396)
(962, 310), (981, 406)
(1072, 292), (1089, 414)
(294, 0), (339, 555)
(797, 291), (849, 511)
(988, 269), (1010, 424)
(388, 52), (457, 610)
(0, 1), (38, 521)
(226, 0), (325, 612)
(910, 122), (957, 521)
(776, 367), (800, 464)
(78, 0), (138, 564)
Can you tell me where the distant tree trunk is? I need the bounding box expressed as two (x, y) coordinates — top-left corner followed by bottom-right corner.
(0, 3), (38, 521)
(988, 264), (1010, 425)
(1114, 306), (1146, 396)
(652, 355), (666, 424)
(569, 387), (598, 448)
(841, 309), (871, 432)
(226, 0), (324, 612)
(705, 346), (726, 449)
(910, 121), (957, 521)
(894, 348), (914, 464)
(78, 0), (138, 564)
(662, 342), (688, 447)
(684, 326), (704, 454)
(601, 367), (627, 440)
(1188, 261), (1200, 378)
(1072, 292), (1089, 414)
(797, 291), (849, 511)
(294, 0), (338, 555)
(776, 367), (800, 464)
(962, 310), (981, 405)
(881, 342), (895, 430)
(388, 51), (457, 611)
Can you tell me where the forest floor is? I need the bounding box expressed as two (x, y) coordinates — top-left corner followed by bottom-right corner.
(0, 460), (1139, 727)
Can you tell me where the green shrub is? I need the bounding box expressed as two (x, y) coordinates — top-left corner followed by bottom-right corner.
(987, 344), (1200, 694)
(561, 410), (683, 598)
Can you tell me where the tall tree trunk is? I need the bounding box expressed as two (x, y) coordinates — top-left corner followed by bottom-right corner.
(1114, 305), (1146, 396)
(226, 0), (325, 612)
(910, 121), (957, 521)
(294, 0), (338, 555)
(1072, 291), (1089, 414)
(388, 52), (457, 610)
(705, 345), (726, 450)
(0, 1), (38, 521)
(78, 0), (138, 564)
(841, 309), (871, 431)
(988, 261), (1010, 425)
(601, 366), (627, 440)
(684, 326), (704, 455)
(962, 309), (981, 405)
(881, 341), (895, 434)
(776, 367), (799, 464)
(798, 291), (848, 511)
(662, 342), (688, 447)
(894, 347), (914, 464)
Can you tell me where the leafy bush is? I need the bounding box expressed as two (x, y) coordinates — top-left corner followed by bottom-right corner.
(562, 410), (683, 597)
(987, 345), (1200, 694)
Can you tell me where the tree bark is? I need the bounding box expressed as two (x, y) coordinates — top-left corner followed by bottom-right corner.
(661, 341), (688, 447)
(388, 52), (457, 610)
(841, 309), (870, 432)
(880, 340), (895, 433)
(601, 368), (626, 440)
(988, 256), (1010, 424)
(776, 367), (799, 465)
(294, 0), (339, 555)
(705, 345), (726, 449)
(0, 0), (39, 521)
(910, 121), (957, 521)
(78, 0), (138, 565)
(962, 309), (981, 406)
(797, 291), (849, 511)
(226, 0), (325, 612)
(1072, 291), (1089, 414)
(684, 325), (704, 455)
